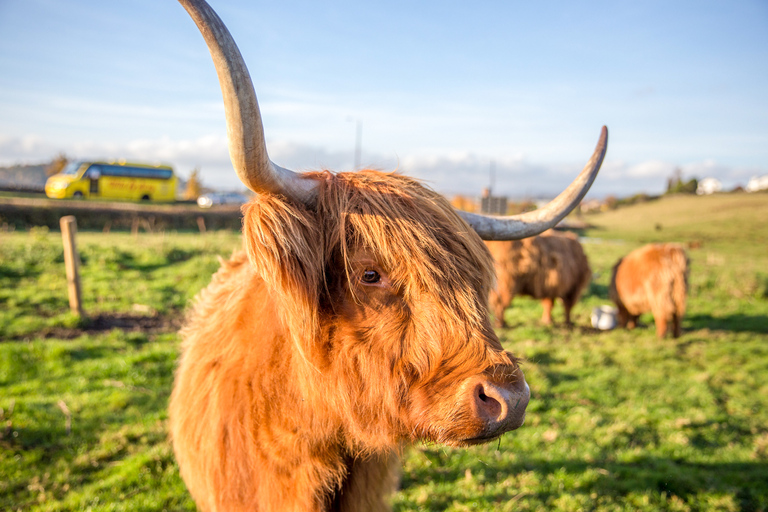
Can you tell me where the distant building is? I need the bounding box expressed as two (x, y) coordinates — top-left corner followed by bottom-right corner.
(746, 174), (768, 193)
(480, 187), (508, 215)
(696, 177), (722, 195)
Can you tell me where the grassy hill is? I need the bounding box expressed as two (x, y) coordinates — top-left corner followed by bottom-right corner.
(583, 192), (768, 255)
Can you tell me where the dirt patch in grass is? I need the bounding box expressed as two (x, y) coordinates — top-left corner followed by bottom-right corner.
(13, 312), (184, 340)
(87, 312), (183, 333)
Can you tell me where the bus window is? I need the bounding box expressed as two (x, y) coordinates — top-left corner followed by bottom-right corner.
(87, 166), (101, 195)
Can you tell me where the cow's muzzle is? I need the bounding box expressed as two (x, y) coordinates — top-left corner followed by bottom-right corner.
(463, 369), (530, 443)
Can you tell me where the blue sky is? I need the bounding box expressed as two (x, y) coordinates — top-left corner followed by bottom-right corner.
(1, 0), (766, 198)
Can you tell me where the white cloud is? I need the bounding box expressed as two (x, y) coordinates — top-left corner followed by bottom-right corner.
(268, 140), (352, 172)
(0, 134), (59, 162)
(625, 160), (676, 179)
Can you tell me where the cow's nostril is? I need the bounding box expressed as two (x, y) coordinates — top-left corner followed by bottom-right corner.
(475, 384), (502, 419)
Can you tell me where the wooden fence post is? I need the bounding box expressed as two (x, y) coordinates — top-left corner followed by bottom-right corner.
(196, 216), (206, 234)
(60, 216), (84, 318)
(131, 217), (140, 238)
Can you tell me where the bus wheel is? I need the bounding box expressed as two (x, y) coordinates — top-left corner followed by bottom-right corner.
(73, 191), (84, 199)
(141, 194), (151, 201)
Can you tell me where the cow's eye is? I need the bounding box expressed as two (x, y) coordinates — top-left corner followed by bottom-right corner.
(361, 269), (381, 284)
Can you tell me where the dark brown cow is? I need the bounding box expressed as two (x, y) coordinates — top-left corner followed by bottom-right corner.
(609, 243), (689, 338)
(169, 1), (608, 511)
(486, 230), (592, 328)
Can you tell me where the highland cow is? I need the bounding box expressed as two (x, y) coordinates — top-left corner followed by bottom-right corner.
(609, 243), (689, 338)
(169, 1), (608, 511)
(486, 230), (592, 328)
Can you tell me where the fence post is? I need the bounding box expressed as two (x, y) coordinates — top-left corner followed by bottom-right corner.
(196, 216), (206, 234)
(60, 216), (84, 318)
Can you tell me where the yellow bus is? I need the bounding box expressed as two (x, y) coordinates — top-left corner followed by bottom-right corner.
(45, 161), (178, 202)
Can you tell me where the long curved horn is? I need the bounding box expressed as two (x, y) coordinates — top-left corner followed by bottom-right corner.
(457, 126), (608, 240)
(179, 0), (605, 240)
(178, 0), (318, 205)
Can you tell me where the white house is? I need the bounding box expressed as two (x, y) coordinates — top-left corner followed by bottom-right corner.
(746, 174), (768, 193)
(696, 177), (722, 195)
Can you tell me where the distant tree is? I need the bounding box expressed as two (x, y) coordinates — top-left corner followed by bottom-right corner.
(46, 153), (69, 177)
(502, 200), (537, 215)
(680, 178), (698, 194)
(666, 167), (683, 193)
(616, 193), (660, 208)
(184, 168), (203, 200)
(604, 195), (618, 210)
(665, 167), (698, 195)
(668, 178), (698, 195)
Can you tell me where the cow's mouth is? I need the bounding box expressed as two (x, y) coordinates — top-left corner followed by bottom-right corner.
(459, 433), (504, 446)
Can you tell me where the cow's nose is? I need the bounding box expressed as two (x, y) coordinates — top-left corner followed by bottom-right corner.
(469, 371), (529, 434)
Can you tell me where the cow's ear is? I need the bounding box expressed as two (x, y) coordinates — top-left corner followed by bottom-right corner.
(242, 196), (322, 342)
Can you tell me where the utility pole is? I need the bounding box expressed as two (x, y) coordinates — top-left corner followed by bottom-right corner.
(489, 159), (496, 195)
(354, 119), (362, 170)
(348, 117), (363, 170)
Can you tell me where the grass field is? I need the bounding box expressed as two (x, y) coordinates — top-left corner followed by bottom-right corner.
(1, 193), (767, 511)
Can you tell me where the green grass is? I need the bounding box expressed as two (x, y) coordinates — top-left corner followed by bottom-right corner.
(0, 229), (242, 340)
(1, 332), (191, 512)
(1, 193), (767, 511)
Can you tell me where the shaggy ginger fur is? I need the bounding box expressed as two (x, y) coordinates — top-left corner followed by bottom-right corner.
(169, 170), (529, 512)
(486, 230), (592, 327)
(609, 243), (689, 338)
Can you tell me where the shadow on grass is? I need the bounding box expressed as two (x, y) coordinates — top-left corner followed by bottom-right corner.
(401, 456), (768, 509)
(524, 350), (565, 366)
(0, 263), (43, 280)
(79, 247), (201, 273)
(687, 313), (768, 334)
(585, 282), (610, 301)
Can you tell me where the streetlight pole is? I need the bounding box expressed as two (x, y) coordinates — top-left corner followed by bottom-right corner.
(346, 116), (364, 170)
(489, 159), (496, 195)
(354, 119), (362, 170)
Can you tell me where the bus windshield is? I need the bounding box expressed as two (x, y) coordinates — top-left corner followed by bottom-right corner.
(61, 162), (85, 176)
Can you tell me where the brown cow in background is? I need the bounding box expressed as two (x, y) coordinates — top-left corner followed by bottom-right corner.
(486, 230), (592, 328)
(168, 1), (607, 511)
(609, 243), (689, 338)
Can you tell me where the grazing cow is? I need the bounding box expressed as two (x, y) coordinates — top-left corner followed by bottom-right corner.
(486, 230), (592, 328)
(609, 243), (689, 338)
(169, 1), (607, 511)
